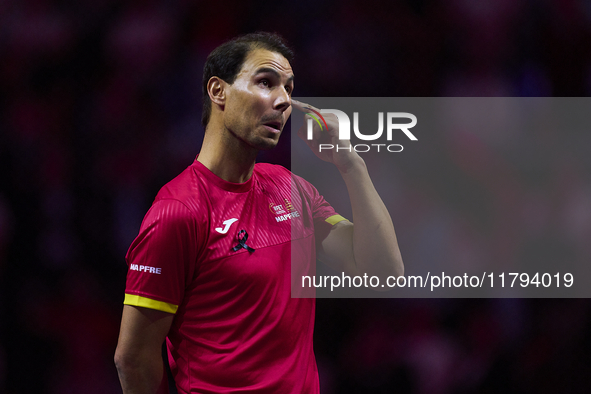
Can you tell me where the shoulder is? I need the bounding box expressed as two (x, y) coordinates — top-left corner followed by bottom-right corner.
(152, 162), (210, 221)
(254, 162), (320, 200)
(254, 162), (293, 188)
(254, 162), (310, 186)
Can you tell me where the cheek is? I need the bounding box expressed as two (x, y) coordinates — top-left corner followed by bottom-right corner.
(227, 86), (269, 124)
(243, 93), (270, 118)
(234, 89), (261, 109)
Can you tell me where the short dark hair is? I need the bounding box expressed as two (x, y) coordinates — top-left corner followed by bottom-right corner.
(201, 32), (294, 128)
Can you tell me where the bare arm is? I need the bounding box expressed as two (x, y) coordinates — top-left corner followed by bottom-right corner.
(319, 158), (403, 281)
(114, 305), (174, 394)
(293, 100), (404, 282)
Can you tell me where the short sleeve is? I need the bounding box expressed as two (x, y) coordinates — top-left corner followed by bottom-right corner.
(292, 174), (348, 242)
(124, 199), (200, 313)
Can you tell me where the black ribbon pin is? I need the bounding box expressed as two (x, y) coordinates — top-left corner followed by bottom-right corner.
(233, 230), (255, 253)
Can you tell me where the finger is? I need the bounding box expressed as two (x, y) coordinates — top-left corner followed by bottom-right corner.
(291, 99), (321, 114)
(291, 99), (306, 113)
(294, 102), (333, 140)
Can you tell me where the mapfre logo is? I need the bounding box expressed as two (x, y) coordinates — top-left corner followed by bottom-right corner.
(270, 200), (300, 223)
(304, 106), (417, 153)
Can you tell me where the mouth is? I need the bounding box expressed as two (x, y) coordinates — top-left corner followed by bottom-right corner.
(262, 120), (282, 133)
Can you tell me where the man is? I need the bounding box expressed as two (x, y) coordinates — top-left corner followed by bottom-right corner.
(115, 32), (403, 393)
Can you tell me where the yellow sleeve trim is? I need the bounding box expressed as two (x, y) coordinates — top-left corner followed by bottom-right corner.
(325, 214), (348, 225)
(124, 294), (178, 314)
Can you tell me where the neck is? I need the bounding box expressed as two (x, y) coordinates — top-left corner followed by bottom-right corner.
(197, 120), (258, 184)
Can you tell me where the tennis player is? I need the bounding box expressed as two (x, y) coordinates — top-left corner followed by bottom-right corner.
(114, 32), (403, 393)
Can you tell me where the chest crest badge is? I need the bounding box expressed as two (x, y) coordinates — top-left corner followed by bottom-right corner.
(269, 199), (300, 223)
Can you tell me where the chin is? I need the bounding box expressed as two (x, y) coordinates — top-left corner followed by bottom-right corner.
(251, 136), (279, 151)
(255, 141), (279, 151)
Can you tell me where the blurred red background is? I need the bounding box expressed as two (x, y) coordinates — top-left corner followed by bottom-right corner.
(1, 0), (591, 392)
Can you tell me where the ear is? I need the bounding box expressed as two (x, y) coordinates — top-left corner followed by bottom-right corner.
(207, 77), (226, 108)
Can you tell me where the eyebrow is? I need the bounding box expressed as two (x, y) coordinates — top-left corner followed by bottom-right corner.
(254, 67), (294, 84)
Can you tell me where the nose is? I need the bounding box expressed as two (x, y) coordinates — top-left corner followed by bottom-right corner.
(273, 87), (291, 113)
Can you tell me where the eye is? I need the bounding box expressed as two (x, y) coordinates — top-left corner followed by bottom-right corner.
(285, 85), (292, 94)
(259, 79), (270, 87)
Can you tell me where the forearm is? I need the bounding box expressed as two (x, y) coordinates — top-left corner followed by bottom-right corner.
(292, 99), (403, 279)
(339, 156), (404, 279)
(115, 305), (174, 394)
(115, 351), (164, 394)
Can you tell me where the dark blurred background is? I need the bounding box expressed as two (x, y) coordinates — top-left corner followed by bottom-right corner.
(1, 0), (591, 393)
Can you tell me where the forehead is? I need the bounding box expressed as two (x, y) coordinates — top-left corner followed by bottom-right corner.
(237, 48), (294, 79)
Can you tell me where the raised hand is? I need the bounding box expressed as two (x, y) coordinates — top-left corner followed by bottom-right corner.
(292, 99), (362, 173)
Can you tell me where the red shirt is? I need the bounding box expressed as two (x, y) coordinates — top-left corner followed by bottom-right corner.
(124, 159), (345, 393)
